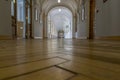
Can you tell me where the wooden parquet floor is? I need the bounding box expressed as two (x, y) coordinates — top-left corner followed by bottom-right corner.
(0, 39), (120, 80)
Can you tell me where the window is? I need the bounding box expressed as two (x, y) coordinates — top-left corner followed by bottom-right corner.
(35, 8), (38, 21)
(11, 0), (14, 16)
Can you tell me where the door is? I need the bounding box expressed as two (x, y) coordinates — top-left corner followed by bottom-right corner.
(25, 0), (32, 39)
(11, 0), (17, 39)
(11, 0), (33, 39)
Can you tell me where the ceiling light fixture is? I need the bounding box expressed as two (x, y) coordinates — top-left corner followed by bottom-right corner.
(58, 0), (61, 3)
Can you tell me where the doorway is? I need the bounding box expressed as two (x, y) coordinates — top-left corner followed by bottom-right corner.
(11, 0), (32, 39)
(47, 7), (73, 39)
(17, 0), (25, 39)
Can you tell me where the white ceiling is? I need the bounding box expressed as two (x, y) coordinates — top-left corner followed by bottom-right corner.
(36, 0), (82, 14)
(49, 7), (72, 18)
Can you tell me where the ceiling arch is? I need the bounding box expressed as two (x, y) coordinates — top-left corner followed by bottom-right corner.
(48, 6), (72, 31)
(46, 5), (75, 16)
(49, 6), (72, 16)
(38, 0), (81, 14)
(48, 6), (72, 18)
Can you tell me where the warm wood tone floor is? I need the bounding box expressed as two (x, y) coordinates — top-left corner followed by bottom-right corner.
(0, 39), (120, 80)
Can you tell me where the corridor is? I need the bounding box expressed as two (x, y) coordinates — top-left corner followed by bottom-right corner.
(0, 0), (120, 80)
(0, 39), (120, 80)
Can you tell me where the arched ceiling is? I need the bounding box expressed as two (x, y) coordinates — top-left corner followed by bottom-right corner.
(36, 0), (82, 14)
(48, 7), (72, 18)
(48, 7), (72, 31)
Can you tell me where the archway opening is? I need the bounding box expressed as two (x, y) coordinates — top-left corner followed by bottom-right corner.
(47, 7), (73, 39)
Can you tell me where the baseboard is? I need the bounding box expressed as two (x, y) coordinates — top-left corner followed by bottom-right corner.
(34, 37), (43, 39)
(0, 35), (12, 40)
(76, 37), (88, 39)
(95, 36), (120, 40)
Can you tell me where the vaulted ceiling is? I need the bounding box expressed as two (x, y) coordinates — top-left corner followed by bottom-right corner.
(36, 0), (82, 14)
(48, 6), (72, 31)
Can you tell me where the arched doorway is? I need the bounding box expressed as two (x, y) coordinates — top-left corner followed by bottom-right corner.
(47, 7), (73, 39)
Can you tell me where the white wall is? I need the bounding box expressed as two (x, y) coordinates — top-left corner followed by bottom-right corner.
(77, 0), (90, 39)
(0, 0), (12, 36)
(95, 0), (120, 37)
(33, 1), (43, 39)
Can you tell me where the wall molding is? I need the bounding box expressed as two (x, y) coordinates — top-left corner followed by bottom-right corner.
(34, 37), (43, 39)
(76, 37), (88, 39)
(95, 36), (120, 40)
(0, 35), (12, 40)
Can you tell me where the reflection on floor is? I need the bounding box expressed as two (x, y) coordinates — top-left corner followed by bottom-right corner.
(0, 39), (120, 80)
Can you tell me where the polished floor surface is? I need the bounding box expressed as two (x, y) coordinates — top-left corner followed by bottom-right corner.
(0, 39), (120, 80)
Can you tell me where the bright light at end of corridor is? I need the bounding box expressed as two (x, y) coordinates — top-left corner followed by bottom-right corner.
(59, 9), (61, 12)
